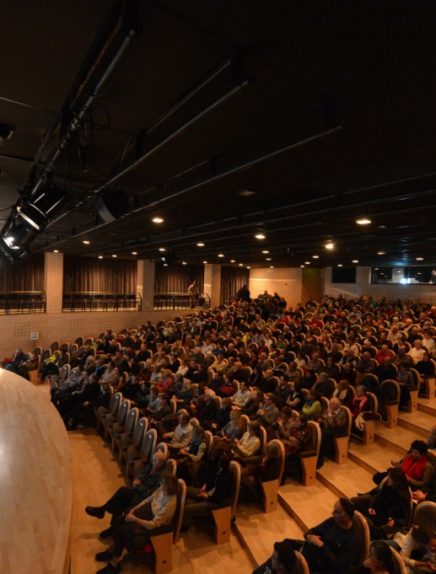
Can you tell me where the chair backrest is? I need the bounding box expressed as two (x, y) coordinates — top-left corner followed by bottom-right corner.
(173, 478), (187, 543)
(365, 391), (379, 413)
(165, 458), (177, 475)
(240, 414), (249, 434)
(306, 420), (322, 457)
(124, 407), (139, 435)
(110, 392), (123, 417)
(50, 340), (60, 351)
(229, 460), (241, 518)
(354, 510), (371, 562)
(169, 396), (178, 415)
(60, 342), (69, 353)
(341, 405), (353, 436)
(380, 379), (400, 405)
(268, 439), (286, 484)
(320, 396), (329, 411)
(204, 430), (214, 455)
(154, 441), (169, 461)
(59, 364), (70, 383)
(390, 546), (407, 574)
(139, 429), (157, 459)
(295, 551), (310, 574)
(214, 395), (222, 413)
(116, 399), (131, 425)
(259, 425), (267, 454)
(132, 417), (148, 447)
(409, 368), (420, 390)
(41, 348), (51, 362)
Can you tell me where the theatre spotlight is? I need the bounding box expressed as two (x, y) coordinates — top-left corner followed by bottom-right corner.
(1, 220), (34, 255)
(17, 184), (66, 231)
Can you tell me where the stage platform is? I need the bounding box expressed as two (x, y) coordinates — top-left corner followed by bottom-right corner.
(0, 369), (71, 574)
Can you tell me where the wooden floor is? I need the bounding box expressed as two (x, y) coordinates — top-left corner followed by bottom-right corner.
(32, 381), (435, 574)
(0, 370), (71, 574)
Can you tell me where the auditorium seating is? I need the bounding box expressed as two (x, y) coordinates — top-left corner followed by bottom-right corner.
(15, 294), (436, 573)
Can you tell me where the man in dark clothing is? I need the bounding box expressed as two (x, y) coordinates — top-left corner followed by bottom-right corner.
(85, 451), (166, 538)
(290, 498), (362, 574)
(182, 453), (233, 530)
(253, 539), (298, 574)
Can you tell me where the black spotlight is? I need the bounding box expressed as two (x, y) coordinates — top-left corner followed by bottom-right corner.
(18, 184), (66, 231)
(96, 190), (129, 223)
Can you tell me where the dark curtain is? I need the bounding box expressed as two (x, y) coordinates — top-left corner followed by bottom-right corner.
(220, 267), (249, 303)
(63, 256), (137, 294)
(0, 253), (44, 292)
(155, 264), (204, 294)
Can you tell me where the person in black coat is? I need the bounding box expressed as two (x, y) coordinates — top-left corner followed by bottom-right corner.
(181, 453), (233, 530)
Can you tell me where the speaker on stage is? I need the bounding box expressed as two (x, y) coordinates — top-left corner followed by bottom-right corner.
(96, 190), (129, 223)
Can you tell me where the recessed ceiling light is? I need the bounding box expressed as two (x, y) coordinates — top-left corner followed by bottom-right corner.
(356, 217), (372, 225)
(262, 250), (270, 254)
(378, 225), (386, 229)
(246, 266), (251, 269)
(300, 264), (305, 268)
(163, 263), (168, 267)
(325, 241), (335, 250)
(131, 251), (138, 255)
(230, 259), (236, 263)
(218, 253), (224, 258)
(158, 247), (166, 252)
(197, 242), (205, 247)
(377, 250), (386, 255)
(82, 240), (90, 245)
(352, 259), (359, 264)
(152, 216), (164, 224)
(182, 261), (187, 265)
(255, 233), (266, 240)
(238, 189), (256, 197)
(53, 249), (59, 253)
(202, 260), (208, 264)
(337, 263), (343, 267)
(415, 256), (424, 261)
(112, 254), (117, 258)
(269, 265), (274, 269)
(312, 255), (319, 259)
(266, 257), (272, 261)
(98, 255), (103, 259)
(238, 263), (243, 267)
(304, 261), (311, 265)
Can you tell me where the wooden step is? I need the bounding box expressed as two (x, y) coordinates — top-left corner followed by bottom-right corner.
(349, 441), (402, 474)
(174, 525), (254, 574)
(316, 459), (374, 499)
(398, 410), (433, 437)
(278, 480), (338, 532)
(417, 397), (436, 418)
(234, 504), (303, 566)
(374, 423), (418, 454)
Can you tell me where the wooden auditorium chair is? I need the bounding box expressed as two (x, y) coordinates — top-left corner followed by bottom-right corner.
(112, 406), (139, 456)
(334, 405), (352, 464)
(261, 439), (285, 513)
(106, 398), (131, 443)
(212, 460), (241, 544)
(298, 420), (321, 486)
(96, 391), (121, 434)
(125, 428), (157, 485)
(118, 416), (148, 465)
(380, 379), (400, 428)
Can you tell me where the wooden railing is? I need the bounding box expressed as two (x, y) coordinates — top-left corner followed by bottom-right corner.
(153, 292), (210, 309)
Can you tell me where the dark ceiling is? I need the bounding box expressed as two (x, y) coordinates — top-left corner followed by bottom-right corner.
(1, 0), (436, 269)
